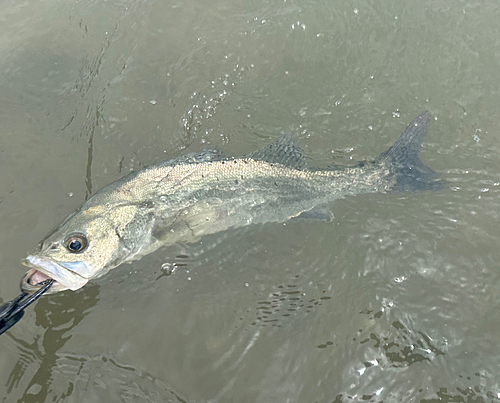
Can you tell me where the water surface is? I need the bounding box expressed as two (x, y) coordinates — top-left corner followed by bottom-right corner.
(1, 0), (500, 402)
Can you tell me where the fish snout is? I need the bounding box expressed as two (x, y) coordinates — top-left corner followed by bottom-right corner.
(20, 268), (67, 294)
(21, 256), (89, 294)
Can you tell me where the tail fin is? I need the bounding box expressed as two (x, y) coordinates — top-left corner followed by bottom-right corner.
(376, 111), (446, 192)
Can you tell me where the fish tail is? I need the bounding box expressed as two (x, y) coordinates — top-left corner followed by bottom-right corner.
(376, 111), (446, 192)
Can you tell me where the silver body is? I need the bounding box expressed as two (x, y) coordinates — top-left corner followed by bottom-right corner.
(20, 112), (441, 294)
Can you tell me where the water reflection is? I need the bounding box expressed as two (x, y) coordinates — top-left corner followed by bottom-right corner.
(5, 285), (100, 402)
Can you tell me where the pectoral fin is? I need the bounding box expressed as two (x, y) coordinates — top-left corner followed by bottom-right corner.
(292, 205), (334, 221)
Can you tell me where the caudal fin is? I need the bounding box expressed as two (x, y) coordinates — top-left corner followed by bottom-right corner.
(376, 111), (446, 192)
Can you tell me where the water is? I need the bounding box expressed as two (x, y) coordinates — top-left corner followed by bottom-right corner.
(1, 0), (500, 401)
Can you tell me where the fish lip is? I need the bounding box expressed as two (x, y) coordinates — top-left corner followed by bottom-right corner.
(21, 255), (88, 293)
(20, 268), (67, 294)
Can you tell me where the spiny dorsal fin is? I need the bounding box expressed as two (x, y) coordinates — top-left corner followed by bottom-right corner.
(247, 134), (306, 169)
(161, 149), (226, 167)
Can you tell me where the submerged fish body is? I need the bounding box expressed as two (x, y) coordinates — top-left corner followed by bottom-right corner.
(21, 111), (444, 294)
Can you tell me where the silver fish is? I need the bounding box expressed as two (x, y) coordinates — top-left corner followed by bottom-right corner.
(21, 111), (444, 294)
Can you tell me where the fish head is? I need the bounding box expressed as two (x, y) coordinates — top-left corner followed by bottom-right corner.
(21, 202), (144, 294)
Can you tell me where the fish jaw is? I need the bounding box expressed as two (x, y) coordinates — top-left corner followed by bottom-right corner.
(20, 255), (89, 294)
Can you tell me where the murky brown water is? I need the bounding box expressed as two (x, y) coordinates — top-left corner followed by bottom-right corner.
(1, 0), (500, 402)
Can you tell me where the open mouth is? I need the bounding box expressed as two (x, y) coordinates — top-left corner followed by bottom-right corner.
(27, 268), (56, 286)
(21, 268), (65, 294)
(21, 255), (89, 293)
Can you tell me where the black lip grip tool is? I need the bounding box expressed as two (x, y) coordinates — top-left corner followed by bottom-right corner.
(0, 279), (54, 335)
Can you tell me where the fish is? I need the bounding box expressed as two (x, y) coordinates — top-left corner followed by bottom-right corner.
(20, 111), (445, 294)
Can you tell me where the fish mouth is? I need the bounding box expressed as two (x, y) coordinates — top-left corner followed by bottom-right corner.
(20, 255), (89, 294)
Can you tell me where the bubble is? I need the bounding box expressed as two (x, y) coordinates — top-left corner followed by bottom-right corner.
(160, 263), (175, 276)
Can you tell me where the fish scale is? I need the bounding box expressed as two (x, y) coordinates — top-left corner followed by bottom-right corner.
(19, 111), (445, 295)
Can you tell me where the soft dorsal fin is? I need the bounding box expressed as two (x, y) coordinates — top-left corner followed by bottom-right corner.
(247, 135), (306, 169)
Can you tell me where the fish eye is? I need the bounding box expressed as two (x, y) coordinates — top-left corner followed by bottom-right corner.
(64, 233), (88, 253)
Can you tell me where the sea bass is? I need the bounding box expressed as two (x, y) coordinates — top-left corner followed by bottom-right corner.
(21, 111), (444, 294)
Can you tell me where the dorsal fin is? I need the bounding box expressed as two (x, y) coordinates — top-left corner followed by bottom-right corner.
(160, 149), (225, 167)
(247, 135), (306, 169)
